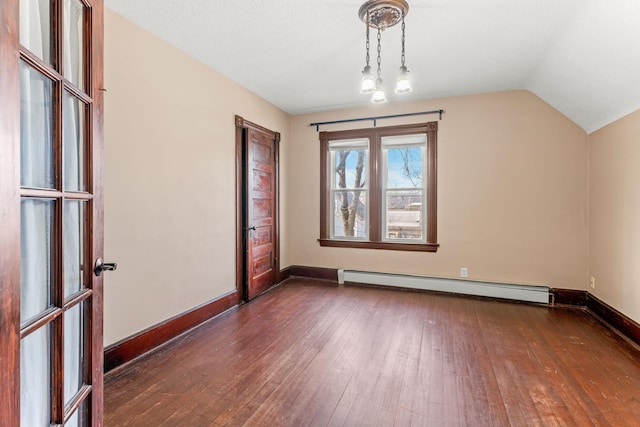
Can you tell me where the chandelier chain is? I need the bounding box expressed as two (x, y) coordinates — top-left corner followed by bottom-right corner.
(401, 14), (406, 66)
(365, 16), (370, 66)
(376, 28), (382, 78)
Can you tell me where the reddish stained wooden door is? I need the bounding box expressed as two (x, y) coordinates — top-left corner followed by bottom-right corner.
(0, 0), (105, 425)
(245, 126), (279, 300)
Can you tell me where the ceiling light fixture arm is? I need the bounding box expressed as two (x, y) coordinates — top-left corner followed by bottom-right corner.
(394, 12), (412, 94)
(365, 18), (370, 67)
(371, 26), (387, 103)
(360, 11), (376, 94)
(400, 14), (406, 67)
(376, 28), (382, 80)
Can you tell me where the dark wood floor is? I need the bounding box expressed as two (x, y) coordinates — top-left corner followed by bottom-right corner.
(104, 278), (640, 426)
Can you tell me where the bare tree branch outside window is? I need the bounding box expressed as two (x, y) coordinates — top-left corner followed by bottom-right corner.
(398, 148), (421, 188)
(335, 150), (365, 236)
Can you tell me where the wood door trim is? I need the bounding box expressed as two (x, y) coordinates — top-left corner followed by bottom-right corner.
(235, 115), (278, 136)
(235, 119), (244, 300)
(90, 1), (106, 422)
(103, 290), (239, 373)
(0, 1), (21, 425)
(235, 115), (280, 300)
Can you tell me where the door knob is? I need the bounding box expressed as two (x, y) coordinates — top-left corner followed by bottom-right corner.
(94, 258), (117, 277)
(245, 226), (257, 231)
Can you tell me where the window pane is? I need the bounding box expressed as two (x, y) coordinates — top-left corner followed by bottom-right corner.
(332, 149), (367, 189)
(64, 302), (86, 408)
(332, 190), (367, 238)
(19, 0), (51, 63)
(385, 190), (424, 240)
(64, 0), (85, 89)
(21, 325), (51, 427)
(20, 199), (54, 325)
(63, 91), (86, 191)
(20, 61), (54, 189)
(64, 201), (85, 298)
(384, 146), (423, 188)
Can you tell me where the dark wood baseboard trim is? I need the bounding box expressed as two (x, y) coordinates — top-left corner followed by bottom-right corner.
(586, 293), (640, 348)
(104, 290), (239, 373)
(279, 265), (293, 282)
(551, 288), (588, 306)
(550, 287), (639, 348)
(284, 265), (338, 282)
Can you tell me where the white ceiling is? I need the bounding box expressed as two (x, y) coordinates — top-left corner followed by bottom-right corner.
(104, 0), (640, 134)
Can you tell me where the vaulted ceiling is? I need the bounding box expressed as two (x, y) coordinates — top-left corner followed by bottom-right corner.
(104, 0), (640, 134)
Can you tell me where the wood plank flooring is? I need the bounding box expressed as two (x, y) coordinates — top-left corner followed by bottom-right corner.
(104, 278), (640, 426)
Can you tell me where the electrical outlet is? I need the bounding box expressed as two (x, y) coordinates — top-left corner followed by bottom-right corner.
(460, 267), (468, 278)
(590, 276), (595, 289)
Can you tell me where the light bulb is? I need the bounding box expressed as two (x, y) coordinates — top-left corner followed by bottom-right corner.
(360, 65), (375, 94)
(371, 79), (387, 103)
(395, 65), (412, 94)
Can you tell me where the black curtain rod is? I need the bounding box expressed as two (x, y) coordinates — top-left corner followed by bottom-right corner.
(309, 109), (444, 131)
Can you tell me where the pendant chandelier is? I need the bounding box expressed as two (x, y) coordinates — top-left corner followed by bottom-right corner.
(359, 0), (411, 103)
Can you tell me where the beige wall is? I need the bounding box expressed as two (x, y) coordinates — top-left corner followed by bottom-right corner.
(103, 10), (290, 346)
(287, 91), (589, 290)
(589, 110), (640, 323)
(104, 11), (600, 345)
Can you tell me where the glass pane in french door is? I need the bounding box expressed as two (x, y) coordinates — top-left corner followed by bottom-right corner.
(20, 60), (54, 190)
(64, 302), (87, 407)
(63, 91), (87, 192)
(64, 200), (86, 297)
(19, 0), (52, 64)
(20, 198), (54, 325)
(20, 324), (52, 426)
(64, 0), (85, 90)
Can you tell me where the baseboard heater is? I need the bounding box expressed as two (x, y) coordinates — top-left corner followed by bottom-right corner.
(339, 270), (550, 304)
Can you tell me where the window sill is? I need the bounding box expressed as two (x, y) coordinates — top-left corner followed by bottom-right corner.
(318, 238), (439, 252)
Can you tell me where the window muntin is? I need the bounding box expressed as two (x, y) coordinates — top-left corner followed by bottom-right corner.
(319, 122), (438, 252)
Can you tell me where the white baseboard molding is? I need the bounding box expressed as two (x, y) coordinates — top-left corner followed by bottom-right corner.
(340, 270), (549, 304)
